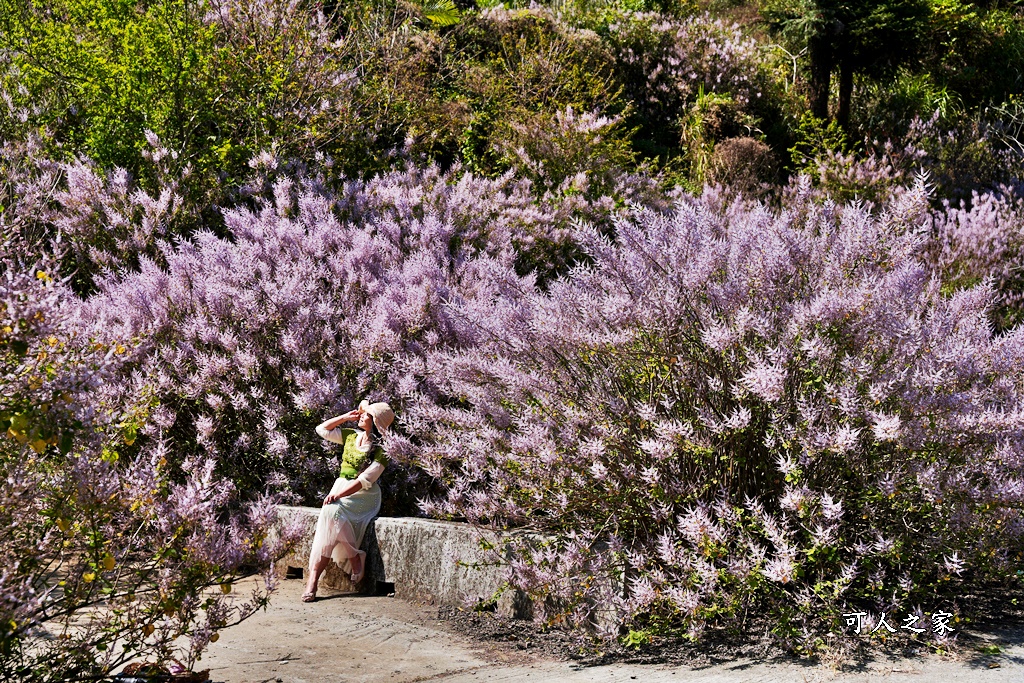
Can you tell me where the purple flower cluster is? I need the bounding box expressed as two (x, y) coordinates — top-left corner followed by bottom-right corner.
(607, 12), (765, 130)
(73, 160), (625, 503)
(403, 178), (1024, 643)
(0, 193), (301, 681)
(925, 185), (1024, 329)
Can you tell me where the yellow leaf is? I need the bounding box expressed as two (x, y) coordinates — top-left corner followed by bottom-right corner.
(83, 572), (95, 583)
(210, 632), (219, 643)
(56, 518), (69, 532)
(31, 439), (47, 454)
(220, 582), (232, 594)
(102, 554), (115, 571)
(143, 624), (155, 636)
(36, 271), (47, 280)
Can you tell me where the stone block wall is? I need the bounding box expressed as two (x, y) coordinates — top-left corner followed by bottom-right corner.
(273, 508), (620, 630)
(274, 508), (515, 612)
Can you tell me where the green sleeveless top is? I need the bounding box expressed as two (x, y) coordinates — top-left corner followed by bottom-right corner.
(335, 428), (387, 479)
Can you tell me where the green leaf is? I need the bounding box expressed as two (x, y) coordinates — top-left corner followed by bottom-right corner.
(622, 628), (651, 648)
(420, 0), (460, 26)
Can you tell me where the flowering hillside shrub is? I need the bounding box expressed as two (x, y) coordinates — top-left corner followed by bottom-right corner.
(493, 106), (638, 199)
(0, 238), (300, 682)
(20, 115), (1024, 654)
(47, 145), (1024, 654)
(0, 134), (188, 296)
(799, 110), (1024, 207)
(906, 110), (1024, 201)
(607, 12), (769, 154)
(405, 177), (1024, 650)
(780, 111), (1024, 335)
(0, 0), (361, 200)
(446, 7), (630, 182)
(74, 162), (644, 506)
(925, 184), (1024, 331)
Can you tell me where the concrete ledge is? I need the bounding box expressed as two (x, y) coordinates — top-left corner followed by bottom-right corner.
(274, 508), (516, 613)
(274, 505), (362, 593)
(273, 508), (622, 630)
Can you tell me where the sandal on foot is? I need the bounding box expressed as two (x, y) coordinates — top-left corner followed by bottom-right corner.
(350, 552), (366, 583)
(301, 587), (317, 602)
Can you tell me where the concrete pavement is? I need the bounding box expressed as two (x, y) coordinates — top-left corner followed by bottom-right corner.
(199, 577), (1024, 683)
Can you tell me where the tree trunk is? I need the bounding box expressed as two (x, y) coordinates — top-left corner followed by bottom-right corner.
(836, 54), (853, 131)
(807, 33), (834, 121)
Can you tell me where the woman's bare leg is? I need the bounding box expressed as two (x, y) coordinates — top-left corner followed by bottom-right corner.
(349, 551), (363, 579)
(306, 552), (333, 595)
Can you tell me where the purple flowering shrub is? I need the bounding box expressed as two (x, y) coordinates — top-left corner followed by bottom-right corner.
(0, 230), (300, 679)
(201, 0), (365, 172)
(11, 110), (1024, 654)
(447, 7), (634, 188)
(404, 177), (1024, 649)
(925, 184), (1024, 331)
(30, 137), (1024, 654)
(606, 12), (769, 149)
(799, 110), (1024, 207)
(796, 142), (921, 208)
(0, 134), (186, 294)
(75, 161), (634, 506)
(0, 0), (366, 210)
(493, 105), (644, 202)
(782, 113), (1024, 337)
(905, 110), (1024, 201)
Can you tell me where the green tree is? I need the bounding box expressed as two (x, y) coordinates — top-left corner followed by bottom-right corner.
(764, 0), (931, 128)
(0, 0), (219, 180)
(923, 0), (1024, 109)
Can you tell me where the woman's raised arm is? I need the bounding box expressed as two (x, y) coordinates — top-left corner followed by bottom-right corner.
(315, 408), (361, 441)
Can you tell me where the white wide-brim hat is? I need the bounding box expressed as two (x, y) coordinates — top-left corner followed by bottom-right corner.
(359, 400), (395, 432)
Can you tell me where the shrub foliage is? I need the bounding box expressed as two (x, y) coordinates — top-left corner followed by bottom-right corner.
(1, 0), (1024, 676)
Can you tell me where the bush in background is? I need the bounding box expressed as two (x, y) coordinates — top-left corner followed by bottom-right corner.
(405, 178), (1024, 653)
(0, 237), (300, 682)
(68, 157), (659, 508)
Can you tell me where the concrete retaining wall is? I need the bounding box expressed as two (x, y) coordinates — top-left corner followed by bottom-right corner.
(274, 508), (518, 613)
(274, 508), (621, 630)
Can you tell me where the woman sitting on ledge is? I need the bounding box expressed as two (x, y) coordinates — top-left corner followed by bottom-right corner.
(302, 400), (393, 602)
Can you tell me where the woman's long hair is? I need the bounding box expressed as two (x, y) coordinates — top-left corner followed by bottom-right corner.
(353, 422), (383, 477)
(368, 422), (382, 449)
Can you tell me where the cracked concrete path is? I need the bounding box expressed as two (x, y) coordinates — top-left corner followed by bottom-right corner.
(200, 578), (1024, 683)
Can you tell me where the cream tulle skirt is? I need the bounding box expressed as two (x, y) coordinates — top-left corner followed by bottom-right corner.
(308, 477), (381, 575)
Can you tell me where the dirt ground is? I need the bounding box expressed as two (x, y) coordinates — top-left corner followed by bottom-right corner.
(198, 576), (1024, 683)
